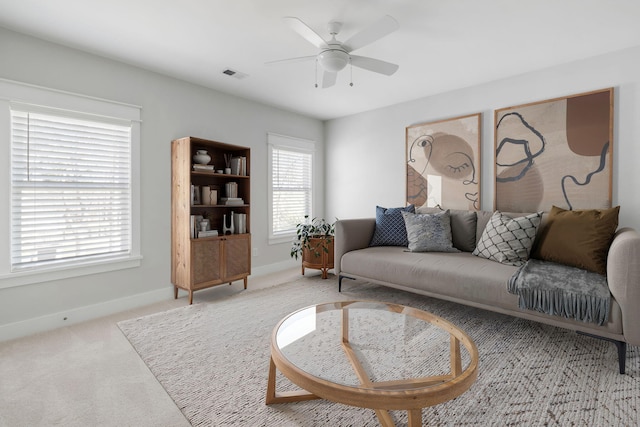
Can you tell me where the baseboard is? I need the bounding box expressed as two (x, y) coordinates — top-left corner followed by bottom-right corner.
(0, 260), (300, 343)
(0, 287), (170, 343)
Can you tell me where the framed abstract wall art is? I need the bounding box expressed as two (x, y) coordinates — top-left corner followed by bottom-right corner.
(406, 113), (481, 211)
(494, 88), (613, 212)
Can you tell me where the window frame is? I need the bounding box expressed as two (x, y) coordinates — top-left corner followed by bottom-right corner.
(267, 133), (316, 245)
(0, 78), (141, 289)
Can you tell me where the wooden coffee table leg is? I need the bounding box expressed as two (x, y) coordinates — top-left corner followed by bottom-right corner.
(407, 409), (422, 426)
(266, 357), (319, 404)
(374, 409), (396, 427)
(265, 357), (278, 404)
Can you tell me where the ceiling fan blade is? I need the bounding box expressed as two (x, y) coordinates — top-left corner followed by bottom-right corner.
(265, 55), (317, 66)
(343, 15), (399, 52)
(283, 17), (329, 49)
(322, 70), (337, 88)
(350, 55), (399, 76)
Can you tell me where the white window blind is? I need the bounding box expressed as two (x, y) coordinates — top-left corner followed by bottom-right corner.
(10, 109), (132, 271)
(268, 134), (314, 241)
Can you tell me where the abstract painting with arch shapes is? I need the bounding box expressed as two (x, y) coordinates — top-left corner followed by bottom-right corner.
(494, 88), (613, 212)
(406, 113), (481, 211)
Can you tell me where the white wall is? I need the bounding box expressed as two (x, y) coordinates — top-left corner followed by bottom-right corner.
(0, 27), (323, 339)
(325, 45), (640, 232)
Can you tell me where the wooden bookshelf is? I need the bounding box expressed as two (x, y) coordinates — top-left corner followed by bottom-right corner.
(171, 136), (251, 304)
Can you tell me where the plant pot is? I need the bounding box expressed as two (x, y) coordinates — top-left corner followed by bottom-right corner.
(301, 237), (334, 279)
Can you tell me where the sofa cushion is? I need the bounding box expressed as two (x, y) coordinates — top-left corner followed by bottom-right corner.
(473, 211), (542, 266)
(339, 246), (623, 335)
(402, 210), (460, 253)
(416, 207), (477, 252)
(531, 205), (619, 275)
(341, 247), (520, 308)
(369, 205), (415, 247)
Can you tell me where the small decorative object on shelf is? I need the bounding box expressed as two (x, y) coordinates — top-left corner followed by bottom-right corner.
(223, 212), (235, 235)
(224, 153), (232, 174)
(193, 150), (211, 165)
(202, 186), (212, 205)
(290, 216), (336, 279)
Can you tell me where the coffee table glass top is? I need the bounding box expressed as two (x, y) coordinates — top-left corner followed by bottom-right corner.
(274, 300), (475, 392)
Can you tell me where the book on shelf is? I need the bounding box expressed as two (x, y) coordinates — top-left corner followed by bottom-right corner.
(220, 197), (244, 206)
(193, 164), (214, 170)
(224, 182), (238, 199)
(230, 156), (247, 176)
(190, 214), (204, 239)
(233, 212), (247, 234)
(198, 230), (219, 238)
(190, 185), (201, 205)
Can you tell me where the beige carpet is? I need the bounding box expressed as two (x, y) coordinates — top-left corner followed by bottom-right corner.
(118, 275), (639, 426)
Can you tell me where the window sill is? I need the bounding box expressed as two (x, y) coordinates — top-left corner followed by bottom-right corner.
(0, 255), (143, 289)
(268, 234), (294, 246)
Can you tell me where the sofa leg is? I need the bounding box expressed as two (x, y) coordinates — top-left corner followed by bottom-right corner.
(338, 275), (356, 292)
(577, 331), (627, 374)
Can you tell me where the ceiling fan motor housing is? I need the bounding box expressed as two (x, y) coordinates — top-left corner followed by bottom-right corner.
(318, 47), (349, 72)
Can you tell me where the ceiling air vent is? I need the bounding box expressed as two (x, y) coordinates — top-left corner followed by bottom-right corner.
(222, 68), (248, 79)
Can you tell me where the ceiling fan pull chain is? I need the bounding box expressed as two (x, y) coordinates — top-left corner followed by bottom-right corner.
(315, 58), (318, 88)
(349, 57), (354, 87)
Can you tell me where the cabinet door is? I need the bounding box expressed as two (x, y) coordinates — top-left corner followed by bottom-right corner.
(224, 234), (250, 278)
(191, 238), (223, 285)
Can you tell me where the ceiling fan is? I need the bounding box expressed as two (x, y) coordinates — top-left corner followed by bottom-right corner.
(267, 15), (400, 88)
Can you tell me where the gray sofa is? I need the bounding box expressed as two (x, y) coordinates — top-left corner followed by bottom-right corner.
(335, 210), (640, 374)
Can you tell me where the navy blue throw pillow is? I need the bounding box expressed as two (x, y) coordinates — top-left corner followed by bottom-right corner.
(369, 205), (415, 247)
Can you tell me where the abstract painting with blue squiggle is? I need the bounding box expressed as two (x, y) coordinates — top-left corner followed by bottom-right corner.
(495, 88), (613, 212)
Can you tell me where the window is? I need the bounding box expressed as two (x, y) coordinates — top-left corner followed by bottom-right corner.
(0, 78), (141, 288)
(268, 133), (315, 243)
(11, 109), (132, 271)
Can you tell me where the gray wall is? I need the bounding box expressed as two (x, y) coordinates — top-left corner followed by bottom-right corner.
(325, 46), (640, 232)
(0, 27), (323, 339)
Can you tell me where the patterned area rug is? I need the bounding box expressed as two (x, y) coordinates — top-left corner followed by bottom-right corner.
(118, 275), (639, 426)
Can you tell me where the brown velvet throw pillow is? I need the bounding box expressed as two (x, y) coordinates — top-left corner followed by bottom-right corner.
(531, 205), (620, 275)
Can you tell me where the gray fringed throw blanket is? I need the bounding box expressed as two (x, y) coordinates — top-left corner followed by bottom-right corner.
(508, 259), (611, 325)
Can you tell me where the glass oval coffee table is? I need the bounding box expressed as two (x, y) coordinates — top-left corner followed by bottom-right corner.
(266, 301), (478, 426)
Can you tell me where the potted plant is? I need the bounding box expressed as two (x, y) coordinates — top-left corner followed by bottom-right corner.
(290, 216), (336, 279)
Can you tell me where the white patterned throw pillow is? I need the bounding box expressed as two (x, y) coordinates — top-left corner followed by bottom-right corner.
(473, 211), (542, 265)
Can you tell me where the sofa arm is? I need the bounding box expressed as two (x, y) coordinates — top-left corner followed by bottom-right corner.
(335, 218), (376, 276)
(607, 227), (640, 345)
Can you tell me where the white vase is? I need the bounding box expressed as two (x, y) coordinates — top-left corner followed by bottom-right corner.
(193, 150), (211, 165)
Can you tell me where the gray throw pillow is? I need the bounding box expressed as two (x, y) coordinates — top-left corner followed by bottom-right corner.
(473, 211), (542, 266)
(416, 206), (477, 252)
(401, 210), (460, 253)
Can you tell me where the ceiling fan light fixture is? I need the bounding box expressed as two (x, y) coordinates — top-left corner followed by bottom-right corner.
(318, 49), (349, 72)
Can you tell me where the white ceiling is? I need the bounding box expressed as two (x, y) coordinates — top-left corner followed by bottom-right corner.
(1, 0), (640, 120)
